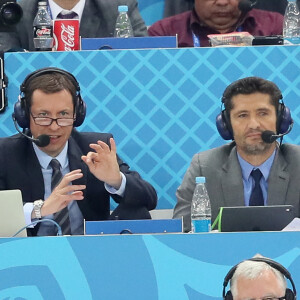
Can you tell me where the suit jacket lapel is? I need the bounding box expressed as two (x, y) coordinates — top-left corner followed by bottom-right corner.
(25, 143), (45, 200)
(80, 0), (103, 37)
(267, 149), (289, 205)
(221, 146), (245, 207)
(67, 135), (90, 216)
(68, 136), (88, 186)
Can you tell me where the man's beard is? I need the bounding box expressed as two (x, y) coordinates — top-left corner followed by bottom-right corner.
(241, 140), (273, 156)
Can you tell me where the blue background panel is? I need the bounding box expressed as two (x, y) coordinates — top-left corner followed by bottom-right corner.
(3, 46), (300, 209)
(0, 232), (300, 299)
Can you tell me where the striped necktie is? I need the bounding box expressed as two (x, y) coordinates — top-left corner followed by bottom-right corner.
(50, 159), (71, 235)
(57, 11), (78, 19)
(249, 168), (264, 206)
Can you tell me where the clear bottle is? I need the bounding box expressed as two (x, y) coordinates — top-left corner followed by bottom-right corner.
(191, 177), (211, 233)
(283, 0), (300, 44)
(33, 1), (53, 51)
(114, 5), (133, 38)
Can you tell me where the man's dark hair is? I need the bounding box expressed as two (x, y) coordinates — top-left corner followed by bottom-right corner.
(222, 76), (282, 115)
(25, 72), (77, 110)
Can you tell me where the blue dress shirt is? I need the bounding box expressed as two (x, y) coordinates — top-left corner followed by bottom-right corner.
(237, 149), (277, 206)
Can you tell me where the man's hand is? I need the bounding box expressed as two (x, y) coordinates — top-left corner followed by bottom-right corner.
(33, 169), (86, 218)
(81, 138), (122, 189)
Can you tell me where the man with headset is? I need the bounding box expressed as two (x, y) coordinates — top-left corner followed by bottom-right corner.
(222, 255), (297, 300)
(148, 0), (283, 47)
(173, 76), (300, 232)
(0, 67), (157, 236)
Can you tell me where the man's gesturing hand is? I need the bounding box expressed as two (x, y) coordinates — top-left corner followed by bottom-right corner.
(81, 138), (122, 189)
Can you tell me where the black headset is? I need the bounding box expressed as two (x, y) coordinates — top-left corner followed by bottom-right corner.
(216, 91), (293, 141)
(13, 67), (86, 129)
(223, 257), (297, 300)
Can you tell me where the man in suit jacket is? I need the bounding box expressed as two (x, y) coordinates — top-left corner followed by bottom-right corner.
(174, 77), (300, 232)
(0, 0), (147, 52)
(0, 67), (157, 236)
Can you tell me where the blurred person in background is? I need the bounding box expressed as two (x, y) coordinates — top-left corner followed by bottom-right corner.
(0, 0), (147, 52)
(149, 0), (284, 47)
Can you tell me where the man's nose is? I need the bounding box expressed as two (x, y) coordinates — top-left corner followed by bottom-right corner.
(49, 119), (60, 129)
(248, 116), (260, 129)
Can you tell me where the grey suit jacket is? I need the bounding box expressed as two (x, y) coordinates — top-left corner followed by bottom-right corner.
(0, 0), (147, 52)
(174, 142), (300, 232)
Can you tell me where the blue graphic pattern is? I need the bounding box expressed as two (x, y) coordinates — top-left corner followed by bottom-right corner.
(3, 46), (300, 210)
(0, 232), (299, 299)
(138, 0), (164, 25)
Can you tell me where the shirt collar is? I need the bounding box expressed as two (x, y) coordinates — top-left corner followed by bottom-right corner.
(237, 148), (277, 182)
(48, 0), (86, 21)
(33, 141), (69, 170)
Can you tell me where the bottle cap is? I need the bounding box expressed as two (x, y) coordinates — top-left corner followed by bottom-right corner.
(195, 177), (205, 184)
(118, 5), (128, 12)
(38, 1), (47, 5)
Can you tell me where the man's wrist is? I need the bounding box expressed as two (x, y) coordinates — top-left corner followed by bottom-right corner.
(33, 200), (44, 219)
(105, 172), (126, 196)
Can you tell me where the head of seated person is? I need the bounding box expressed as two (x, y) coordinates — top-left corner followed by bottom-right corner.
(148, 0), (283, 47)
(224, 254), (295, 300)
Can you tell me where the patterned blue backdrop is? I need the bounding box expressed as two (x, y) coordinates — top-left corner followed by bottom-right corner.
(138, 0), (164, 25)
(3, 46), (300, 209)
(1, 232), (300, 299)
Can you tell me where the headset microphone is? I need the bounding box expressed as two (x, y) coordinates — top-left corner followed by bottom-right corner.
(238, 0), (257, 13)
(12, 113), (50, 147)
(261, 121), (294, 144)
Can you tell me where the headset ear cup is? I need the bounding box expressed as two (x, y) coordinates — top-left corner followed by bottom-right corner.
(73, 96), (86, 127)
(14, 98), (29, 129)
(277, 104), (292, 134)
(285, 288), (295, 300)
(224, 291), (233, 300)
(216, 110), (233, 140)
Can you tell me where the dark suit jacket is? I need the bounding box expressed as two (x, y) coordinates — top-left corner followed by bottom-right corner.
(174, 142), (300, 232)
(0, 0), (147, 51)
(0, 130), (157, 235)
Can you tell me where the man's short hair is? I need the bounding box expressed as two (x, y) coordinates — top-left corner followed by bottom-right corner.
(222, 76), (282, 115)
(24, 72), (78, 110)
(230, 256), (287, 298)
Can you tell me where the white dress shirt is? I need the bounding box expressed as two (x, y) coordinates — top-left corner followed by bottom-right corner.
(48, 0), (86, 21)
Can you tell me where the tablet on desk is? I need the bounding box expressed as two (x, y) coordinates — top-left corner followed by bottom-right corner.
(0, 189), (27, 237)
(214, 205), (294, 232)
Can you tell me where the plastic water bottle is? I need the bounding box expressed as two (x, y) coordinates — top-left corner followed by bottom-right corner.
(114, 5), (133, 38)
(191, 177), (211, 233)
(33, 1), (53, 51)
(283, 0), (300, 44)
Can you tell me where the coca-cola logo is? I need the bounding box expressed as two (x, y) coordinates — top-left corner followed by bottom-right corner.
(36, 28), (51, 37)
(60, 24), (75, 51)
(53, 20), (79, 51)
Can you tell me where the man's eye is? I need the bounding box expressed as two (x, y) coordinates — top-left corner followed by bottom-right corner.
(238, 114), (247, 118)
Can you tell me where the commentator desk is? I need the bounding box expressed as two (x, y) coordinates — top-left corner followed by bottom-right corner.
(0, 231), (300, 299)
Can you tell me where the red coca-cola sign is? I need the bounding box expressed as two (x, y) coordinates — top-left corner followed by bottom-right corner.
(54, 19), (80, 51)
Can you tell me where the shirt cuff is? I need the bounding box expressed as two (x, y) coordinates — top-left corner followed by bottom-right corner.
(23, 202), (36, 227)
(104, 172), (126, 196)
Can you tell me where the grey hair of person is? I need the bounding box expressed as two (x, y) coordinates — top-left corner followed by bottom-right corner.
(230, 258), (287, 298)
